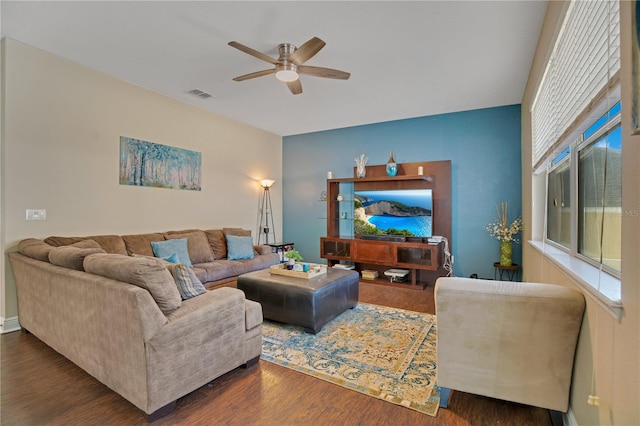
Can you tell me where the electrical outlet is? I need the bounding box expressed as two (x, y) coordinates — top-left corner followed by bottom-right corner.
(26, 209), (46, 221)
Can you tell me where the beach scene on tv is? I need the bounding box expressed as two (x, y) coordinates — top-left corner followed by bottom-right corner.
(354, 189), (433, 238)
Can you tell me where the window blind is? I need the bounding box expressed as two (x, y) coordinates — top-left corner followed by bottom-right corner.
(531, 0), (620, 170)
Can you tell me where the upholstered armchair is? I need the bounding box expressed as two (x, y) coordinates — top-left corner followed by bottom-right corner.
(435, 277), (585, 412)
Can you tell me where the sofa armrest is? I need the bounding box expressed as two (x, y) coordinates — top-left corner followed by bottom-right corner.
(435, 277), (585, 412)
(254, 244), (273, 256)
(144, 287), (248, 413)
(8, 251), (168, 414)
(244, 299), (263, 331)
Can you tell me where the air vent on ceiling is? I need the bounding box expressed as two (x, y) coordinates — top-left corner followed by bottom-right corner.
(187, 89), (215, 99)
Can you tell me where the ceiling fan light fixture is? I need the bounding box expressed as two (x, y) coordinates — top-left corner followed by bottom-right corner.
(229, 38), (349, 95)
(275, 63), (299, 82)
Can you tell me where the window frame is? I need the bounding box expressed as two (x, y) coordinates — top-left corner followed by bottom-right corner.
(530, 0), (622, 319)
(534, 98), (622, 320)
(543, 108), (622, 279)
(575, 116), (621, 278)
(546, 153), (571, 250)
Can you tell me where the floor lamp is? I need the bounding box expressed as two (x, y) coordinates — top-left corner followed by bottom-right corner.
(257, 179), (276, 245)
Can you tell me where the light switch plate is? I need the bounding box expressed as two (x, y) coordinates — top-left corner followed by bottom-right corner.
(26, 209), (46, 220)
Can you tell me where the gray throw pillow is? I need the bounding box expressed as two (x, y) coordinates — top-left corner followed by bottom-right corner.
(165, 262), (207, 300)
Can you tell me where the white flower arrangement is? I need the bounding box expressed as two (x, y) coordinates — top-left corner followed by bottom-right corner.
(355, 153), (368, 168)
(355, 153), (368, 177)
(485, 202), (523, 243)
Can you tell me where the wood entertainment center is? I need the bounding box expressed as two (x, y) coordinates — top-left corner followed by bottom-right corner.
(320, 160), (452, 289)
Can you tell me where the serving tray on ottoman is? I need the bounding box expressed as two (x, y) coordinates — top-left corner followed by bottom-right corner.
(237, 267), (359, 334)
(268, 263), (327, 279)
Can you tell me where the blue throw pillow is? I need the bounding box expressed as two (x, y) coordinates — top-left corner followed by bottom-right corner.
(161, 253), (180, 264)
(151, 238), (193, 267)
(226, 235), (255, 260)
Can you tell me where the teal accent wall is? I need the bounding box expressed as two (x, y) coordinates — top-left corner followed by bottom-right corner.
(282, 105), (522, 279)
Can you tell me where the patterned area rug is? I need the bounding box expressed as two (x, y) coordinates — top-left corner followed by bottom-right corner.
(260, 303), (440, 416)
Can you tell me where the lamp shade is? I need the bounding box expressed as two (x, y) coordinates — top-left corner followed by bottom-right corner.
(260, 179), (275, 188)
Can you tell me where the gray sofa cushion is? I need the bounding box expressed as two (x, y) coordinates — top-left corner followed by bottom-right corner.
(44, 236), (84, 246)
(44, 235), (128, 255)
(18, 239), (54, 262)
(122, 233), (165, 257)
(48, 241), (106, 271)
(191, 260), (239, 283)
(84, 253), (181, 315)
(84, 235), (128, 255)
(222, 227), (252, 237)
(204, 229), (227, 259)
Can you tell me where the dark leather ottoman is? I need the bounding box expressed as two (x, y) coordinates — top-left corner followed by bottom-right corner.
(237, 267), (359, 334)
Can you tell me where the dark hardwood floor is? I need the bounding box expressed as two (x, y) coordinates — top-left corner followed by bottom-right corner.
(1, 282), (552, 425)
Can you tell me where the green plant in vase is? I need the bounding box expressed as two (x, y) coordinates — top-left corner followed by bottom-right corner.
(283, 249), (302, 267)
(485, 202), (523, 266)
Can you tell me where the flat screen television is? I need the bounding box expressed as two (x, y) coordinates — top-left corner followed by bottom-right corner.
(353, 189), (433, 238)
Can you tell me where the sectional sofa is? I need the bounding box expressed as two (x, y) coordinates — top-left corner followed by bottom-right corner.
(41, 227), (281, 289)
(8, 228), (280, 419)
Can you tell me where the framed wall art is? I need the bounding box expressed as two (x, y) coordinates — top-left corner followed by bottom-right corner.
(119, 136), (202, 191)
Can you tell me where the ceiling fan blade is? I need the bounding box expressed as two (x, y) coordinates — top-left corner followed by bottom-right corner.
(287, 79), (303, 95)
(298, 65), (350, 80)
(232, 69), (275, 81)
(228, 41), (279, 65)
(289, 37), (326, 65)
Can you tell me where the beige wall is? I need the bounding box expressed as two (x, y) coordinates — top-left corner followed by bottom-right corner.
(522, 2), (639, 425)
(1, 39), (283, 319)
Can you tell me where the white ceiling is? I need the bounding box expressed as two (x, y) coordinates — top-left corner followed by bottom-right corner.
(1, 1), (547, 137)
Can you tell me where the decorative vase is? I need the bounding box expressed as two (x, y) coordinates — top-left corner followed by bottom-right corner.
(286, 258), (295, 270)
(499, 240), (513, 266)
(355, 153), (368, 178)
(386, 150), (398, 176)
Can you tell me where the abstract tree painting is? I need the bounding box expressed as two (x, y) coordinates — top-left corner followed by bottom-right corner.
(119, 137), (202, 191)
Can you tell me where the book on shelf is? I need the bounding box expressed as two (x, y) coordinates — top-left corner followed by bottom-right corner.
(361, 270), (379, 279)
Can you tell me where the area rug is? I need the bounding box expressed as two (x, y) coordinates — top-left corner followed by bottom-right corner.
(260, 303), (440, 416)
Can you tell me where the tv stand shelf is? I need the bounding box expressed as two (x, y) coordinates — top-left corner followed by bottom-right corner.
(321, 237), (443, 289)
(328, 175), (434, 183)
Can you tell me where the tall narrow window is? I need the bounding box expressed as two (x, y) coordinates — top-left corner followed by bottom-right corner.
(547, 154), (571, 249)
(578, 110), (622, 272)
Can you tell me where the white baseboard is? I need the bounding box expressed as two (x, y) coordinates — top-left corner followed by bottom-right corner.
(564, 407), (578, 426)
(0, 316), (21, 333)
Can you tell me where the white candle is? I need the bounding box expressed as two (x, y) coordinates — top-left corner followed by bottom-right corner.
(418, 166), (424, 175)
(327, 171), (333, 179)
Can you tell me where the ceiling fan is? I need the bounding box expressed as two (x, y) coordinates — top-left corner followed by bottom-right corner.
(228, 37), (350, 95)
